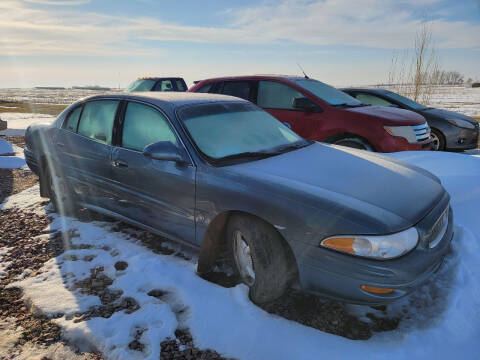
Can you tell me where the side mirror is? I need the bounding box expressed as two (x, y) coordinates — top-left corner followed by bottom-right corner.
(143, 141), (189, 164)
(292, 97), (322, 113)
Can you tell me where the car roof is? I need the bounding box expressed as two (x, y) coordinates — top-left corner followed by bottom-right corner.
(341, 87), (389, 94)
(78, 92), (247, 108)
(197, 74), (309, 83)
(136, 77), (184, 80)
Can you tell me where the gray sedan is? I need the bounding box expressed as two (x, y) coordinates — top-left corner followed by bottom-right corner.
(24, 92), (453, 305)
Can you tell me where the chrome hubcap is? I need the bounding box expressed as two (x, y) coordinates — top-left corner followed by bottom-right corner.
(431, 133), (440, 151)
(233, 231), (255, 286)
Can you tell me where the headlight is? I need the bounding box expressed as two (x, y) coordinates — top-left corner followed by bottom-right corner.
(446, 118), (475, 129)
(384, 126), (416, 143)
(320, 227), (419, 260)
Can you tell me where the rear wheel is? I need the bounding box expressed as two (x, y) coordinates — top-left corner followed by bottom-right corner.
(333, 137), (373, 151)
(227, 214), (291, 304)
(430, 129), (445, 151)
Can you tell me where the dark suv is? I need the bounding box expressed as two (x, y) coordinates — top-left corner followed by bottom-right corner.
(126, 77), (187, 92)
(189, 75), (432, 152)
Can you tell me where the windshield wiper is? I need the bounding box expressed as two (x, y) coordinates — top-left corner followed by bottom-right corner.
(266, 140), (314, 155)
(213, 151), (274, 162)
(333, 103), (368, 108)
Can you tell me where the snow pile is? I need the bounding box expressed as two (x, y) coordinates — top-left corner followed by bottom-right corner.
(4, 152), (480, 359)
(0, 138), (13, 155)
(0, 112), (55, 136)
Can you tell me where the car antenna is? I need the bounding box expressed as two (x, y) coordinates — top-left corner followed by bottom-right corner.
(297, 62), (309, 79)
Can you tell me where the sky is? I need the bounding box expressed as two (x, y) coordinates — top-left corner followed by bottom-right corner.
(0, 0), (479, 88)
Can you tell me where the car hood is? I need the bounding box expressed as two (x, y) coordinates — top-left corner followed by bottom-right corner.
(228, 143), (444, 232)
(421, 107), (478, 124)
(345, 105), (426, 125)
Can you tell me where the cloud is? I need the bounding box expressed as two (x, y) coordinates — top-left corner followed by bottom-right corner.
(0, 0), (479, 59)
(22, 0), (90, 5)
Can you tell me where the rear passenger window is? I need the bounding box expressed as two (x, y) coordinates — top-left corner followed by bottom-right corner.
(77, 100), (118, 145)
(122, 102), (178, 152)
(63, 106), (82, 132)
(221, 81), (252, 100)
(257, 81), (305, 110)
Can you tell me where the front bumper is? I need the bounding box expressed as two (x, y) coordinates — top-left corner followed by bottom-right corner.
(378, 135), (432, 153)
(296, 193), (453, 305)
(24, 148), (40, 175)
(444, 125), (479, 150)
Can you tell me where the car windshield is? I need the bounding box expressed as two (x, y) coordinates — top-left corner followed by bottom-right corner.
(292, 79), (363, 107)
(126, 79), (156, 92)
(179, 102), (310, 163)
(383, 90), (428, 110)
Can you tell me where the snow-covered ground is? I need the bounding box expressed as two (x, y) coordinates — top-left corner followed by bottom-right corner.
(0, 150), (479, 359)
(0, 112), (55, 136)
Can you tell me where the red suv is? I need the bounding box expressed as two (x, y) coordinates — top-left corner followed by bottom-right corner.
(189, 75), (432, 152)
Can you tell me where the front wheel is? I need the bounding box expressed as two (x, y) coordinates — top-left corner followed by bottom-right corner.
(430, 129), (445, 151)
(227, 214), (291, 304)
(333, 137), (373, 151)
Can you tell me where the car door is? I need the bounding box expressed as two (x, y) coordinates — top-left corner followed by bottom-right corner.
(110, 101), (196, 244)
(62, 99), (120, 211)
(255, 80), (322, 138)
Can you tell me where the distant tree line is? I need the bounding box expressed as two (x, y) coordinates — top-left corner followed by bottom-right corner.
(431, 70), (464, 85)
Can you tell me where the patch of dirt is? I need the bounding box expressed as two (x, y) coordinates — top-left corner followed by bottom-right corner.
(70, 266), (139, 322)
(0, 207), (103, 359)
(161, 329), (232, 360)
(0, 101), (67, 116)
(0, 169), (38, 203)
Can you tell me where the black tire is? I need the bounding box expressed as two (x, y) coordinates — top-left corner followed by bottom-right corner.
(44, 163), (78, 216)
(430, 128), (445, 151)
(333, 137), (373, 151)
(227, 214), (291, 304)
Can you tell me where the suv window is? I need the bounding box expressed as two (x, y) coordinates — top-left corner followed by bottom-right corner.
(63, 106), (82, 132)
(221, 81), (252, 100)
(126, 79), (156, 92)
(153, 80), (174, 92)
(122, 102), (178, 152)
(77, 100), (119, 145)
(257, 81), (305, 110)
(355, 93), (393, 106)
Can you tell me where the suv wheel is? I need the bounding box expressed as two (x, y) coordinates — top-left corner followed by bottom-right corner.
(227, 214), (291, 304)
(333, 137), (373, 151)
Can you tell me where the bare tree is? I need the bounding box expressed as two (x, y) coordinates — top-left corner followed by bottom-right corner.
(385, 21), (440, 105)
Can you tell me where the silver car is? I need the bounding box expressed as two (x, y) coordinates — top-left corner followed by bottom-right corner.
(24, 92), (453, 305)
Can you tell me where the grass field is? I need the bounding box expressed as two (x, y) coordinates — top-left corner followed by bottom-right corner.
(0, 102), (67, 116)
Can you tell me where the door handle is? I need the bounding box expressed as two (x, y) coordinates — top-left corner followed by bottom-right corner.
(57, 142), (66, 148)
(112, 160), (128, 168)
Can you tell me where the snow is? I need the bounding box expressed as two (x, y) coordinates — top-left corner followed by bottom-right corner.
(2, 151), (480, 359)
(0, 156), (26, 169)
(0, 137), (13, 155)
(0, 112), (55, 136)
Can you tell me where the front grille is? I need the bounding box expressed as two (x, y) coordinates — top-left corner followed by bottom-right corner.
(412, 123), (431, 142)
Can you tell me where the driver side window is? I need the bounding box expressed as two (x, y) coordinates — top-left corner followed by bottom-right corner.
(355, 93), (393, 106)
(257, 81), (305, 110)
(121, 102), (178, 152)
